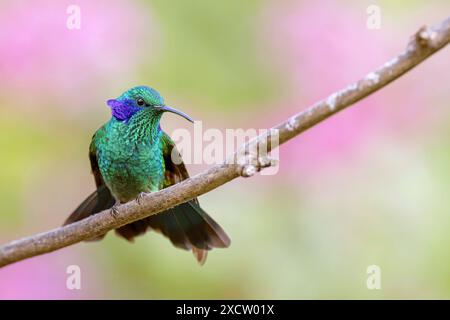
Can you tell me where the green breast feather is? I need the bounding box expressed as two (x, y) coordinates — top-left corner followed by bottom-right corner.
(94, 114), (165, 202)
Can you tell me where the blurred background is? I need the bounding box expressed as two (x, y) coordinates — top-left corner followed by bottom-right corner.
(0, 0), (449, 299)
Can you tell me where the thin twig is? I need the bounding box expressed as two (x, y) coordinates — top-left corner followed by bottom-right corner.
(0, 17), (449, 268)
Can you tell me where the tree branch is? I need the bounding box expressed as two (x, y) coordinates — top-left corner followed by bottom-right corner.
(1, 17), (449, 268)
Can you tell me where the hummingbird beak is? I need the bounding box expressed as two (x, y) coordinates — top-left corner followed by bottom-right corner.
(156, 105), (194, 123)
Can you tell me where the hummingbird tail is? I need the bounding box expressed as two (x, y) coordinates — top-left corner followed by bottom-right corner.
(63, 186), (116, 240)
(115, 200), (231, 265)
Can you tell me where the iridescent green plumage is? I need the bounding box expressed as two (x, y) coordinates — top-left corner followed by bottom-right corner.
(65, 86), (230, 264)
(94, 111), (165, 201)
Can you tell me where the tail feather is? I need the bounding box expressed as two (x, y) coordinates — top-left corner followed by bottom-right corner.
(65, 188), (230, 264)
(155, 210), (192, 250)
(64, 185), (116, 225)
(173, 203), (211, 250)
(113, 218), (149, 242)
(63, 185), (116, 241)
(192, 247), (208, 266)
(115, 200), (231, 264)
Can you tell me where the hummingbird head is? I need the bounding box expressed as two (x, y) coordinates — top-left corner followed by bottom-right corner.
(106, 86), (193, 123)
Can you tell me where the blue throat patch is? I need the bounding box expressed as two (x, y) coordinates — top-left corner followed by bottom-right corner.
(107, 98), (141, 121)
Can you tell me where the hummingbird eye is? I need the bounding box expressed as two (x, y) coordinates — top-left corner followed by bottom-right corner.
(136, 98), (145, 106)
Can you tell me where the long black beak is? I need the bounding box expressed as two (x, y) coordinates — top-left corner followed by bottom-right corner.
(156, 105), (194, 123)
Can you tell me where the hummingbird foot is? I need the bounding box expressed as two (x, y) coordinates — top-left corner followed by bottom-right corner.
(136, 192), (147, 205)
(109, 204), (120, 219)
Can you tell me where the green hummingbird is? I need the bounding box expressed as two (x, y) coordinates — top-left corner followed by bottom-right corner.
(64, 86), (230, 264)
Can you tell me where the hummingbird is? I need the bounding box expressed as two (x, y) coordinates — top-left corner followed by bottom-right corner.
(64, 86), (230, 264)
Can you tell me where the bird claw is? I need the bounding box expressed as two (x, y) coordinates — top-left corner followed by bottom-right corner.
(136, 192), (147, 205)
(110, 205), (120, 219)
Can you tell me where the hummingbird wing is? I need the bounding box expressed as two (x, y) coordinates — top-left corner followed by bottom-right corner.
(154, 132), (230, 263)
(63, 127), (116, 231)
(115, 132), (231, 264)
